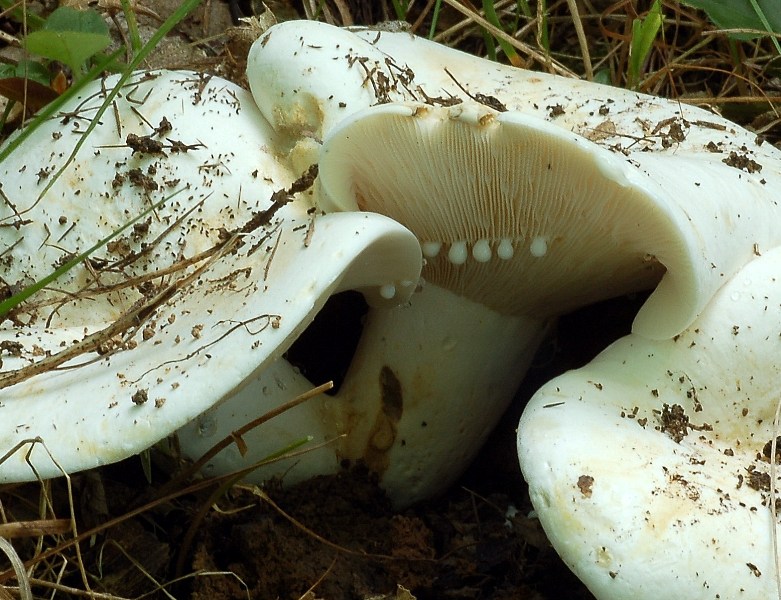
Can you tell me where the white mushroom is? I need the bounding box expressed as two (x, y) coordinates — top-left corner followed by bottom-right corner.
(246, 19), (393, 170)
(182, 21), (781, 506)
(518, 245), (781, 600)
(190, 83), (781, 506)
(0, 70), (421, 481)
(318, 99), (781, 501)
(248, 19), (781, 337)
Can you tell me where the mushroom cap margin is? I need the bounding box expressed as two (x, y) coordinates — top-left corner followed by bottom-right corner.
(518, 245), (781, 599)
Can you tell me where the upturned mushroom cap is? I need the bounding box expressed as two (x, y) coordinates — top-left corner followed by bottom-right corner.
(249, 21), (781, 336)
(518, 245), (781, 599)
(0, 70), (421, 481)
(317, 100), (781, 338)
(246, 20), (394, 143)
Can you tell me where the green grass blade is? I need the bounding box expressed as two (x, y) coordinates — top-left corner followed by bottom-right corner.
(628, 0), (663, 89)
(680, 0), (781, 40)
(390, 0), (409, 21)
(120, 0), (143, 54)
(428, 0), (443, 39)
(748, 0), (781, 54)
(482, 0), (522, 65)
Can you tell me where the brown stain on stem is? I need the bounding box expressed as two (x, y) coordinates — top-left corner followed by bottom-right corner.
(363, 366), (403, 475)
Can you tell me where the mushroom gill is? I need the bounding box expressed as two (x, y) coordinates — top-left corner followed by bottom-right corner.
(318, 103), (672, 318)
(317, 101), (781, 339)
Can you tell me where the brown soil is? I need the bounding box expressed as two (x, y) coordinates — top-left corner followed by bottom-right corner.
(188, 466), (572, 600)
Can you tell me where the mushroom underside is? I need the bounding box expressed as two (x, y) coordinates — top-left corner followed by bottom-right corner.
(318, 101), (781, 338)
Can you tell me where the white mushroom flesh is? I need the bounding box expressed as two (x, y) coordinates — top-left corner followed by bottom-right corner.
(519, 245), (781, 600)
(0, 70), (422, 482)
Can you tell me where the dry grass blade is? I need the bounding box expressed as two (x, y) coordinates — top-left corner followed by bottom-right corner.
(250, 487), (432, 563)
(0, 537), (32, 600)
(173, 434), (346, 578)
(441, 0), (576, 76)
(169, 381), (334, 490)
(564, 0), (592, 79)
(0, 236), (238, 390)
(26, 579), (131, 599)
(0, 519), (70, 539)
(97, 539), (175, 600)
(298, 557), (337, 600)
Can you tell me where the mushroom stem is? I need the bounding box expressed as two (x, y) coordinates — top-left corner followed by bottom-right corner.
(331, 282), (548, 504)
(179, 358), (340, 484)
(180, 282), (546, 506)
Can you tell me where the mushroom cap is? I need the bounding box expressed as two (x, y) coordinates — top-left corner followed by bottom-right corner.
(249, 22), (781, 337)
(250, 21), (781, 169)
(317, 100), (781, 338)
(518, 245), (781, 599)
(2, 70), (291, 327)
(246, 20), (397, 143)
(352, 24), (781, 161)
(0, 71), (421, 481)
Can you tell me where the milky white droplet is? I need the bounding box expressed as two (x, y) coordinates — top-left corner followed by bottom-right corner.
(530, 236), (548, 258)
(421, 241), (442, 258)
(472, 239), (492, 262)
(497, 238), (514, 260)
(379, 283), (397, 299)
(448, 241), (468, 265)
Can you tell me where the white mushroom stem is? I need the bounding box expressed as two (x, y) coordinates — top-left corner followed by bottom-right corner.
(178, 358), (340, 483)
(0, 70), (422, 482)
(330, 283), (547, 501)
(518, 245), (781, 600)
